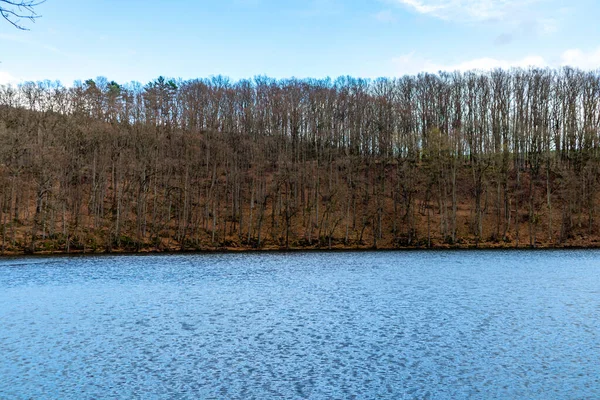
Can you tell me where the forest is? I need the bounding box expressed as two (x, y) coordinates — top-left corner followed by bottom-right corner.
(0, 67), (599, 254)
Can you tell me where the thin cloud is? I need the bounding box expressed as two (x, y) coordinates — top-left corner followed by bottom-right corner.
(391, 52), (547, 75)
(398, 0), (443, 15)
(493, 33), (513, 46)
(373, 10), (396, 22)
(538, 18), (558, 34)
(0, 33), (32, 45)
(296, 0), (343, 17)
(233, 0), (261, 6)
(0, 33), (68, 56)
(392, 48), (600, 76)
(393, 0), (544, 22)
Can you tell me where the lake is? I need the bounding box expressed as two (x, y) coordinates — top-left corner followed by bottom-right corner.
(0, 250), (599, 399)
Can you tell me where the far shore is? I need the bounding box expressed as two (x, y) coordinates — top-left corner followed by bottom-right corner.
(2, 241), (600, 258)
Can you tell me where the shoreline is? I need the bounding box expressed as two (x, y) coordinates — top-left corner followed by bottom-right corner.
(2, 242), (600, 258)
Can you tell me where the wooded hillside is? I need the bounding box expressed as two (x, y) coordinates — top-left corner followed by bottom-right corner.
(1, 68), (599, 253)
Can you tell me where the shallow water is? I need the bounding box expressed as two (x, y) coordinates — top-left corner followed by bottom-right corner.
(0, 250), (599, 399)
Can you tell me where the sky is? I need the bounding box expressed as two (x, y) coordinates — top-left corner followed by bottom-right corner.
(0, 0), (599, 85)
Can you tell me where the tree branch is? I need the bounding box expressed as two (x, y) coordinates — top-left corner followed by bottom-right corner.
(0, 0), (45, 30)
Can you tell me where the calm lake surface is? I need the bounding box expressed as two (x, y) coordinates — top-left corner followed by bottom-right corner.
(0, 250), (599, 399)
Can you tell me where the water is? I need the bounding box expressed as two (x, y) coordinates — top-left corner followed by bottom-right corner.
(0, 250), (599, 399)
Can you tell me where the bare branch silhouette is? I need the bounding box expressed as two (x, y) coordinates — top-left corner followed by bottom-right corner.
(0, 0), (45, 30)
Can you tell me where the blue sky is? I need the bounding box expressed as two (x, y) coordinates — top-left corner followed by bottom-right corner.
(0, 0), (599, 85)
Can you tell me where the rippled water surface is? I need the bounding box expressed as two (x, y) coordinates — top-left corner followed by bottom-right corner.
(1, 250), (599, 399)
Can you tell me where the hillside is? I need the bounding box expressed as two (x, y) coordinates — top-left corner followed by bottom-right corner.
(1, 70), (599, 254)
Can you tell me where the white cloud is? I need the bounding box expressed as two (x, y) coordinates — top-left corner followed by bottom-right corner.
(560, 47), (600, 70)
(0, 71), (19, 85)
(393, 0), (542, 22)
(392, 52), (547, 75)
(391, 47), (600, 76)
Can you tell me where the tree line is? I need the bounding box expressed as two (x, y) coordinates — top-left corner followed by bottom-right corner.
(0, 67), (599, 253)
